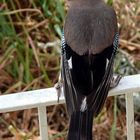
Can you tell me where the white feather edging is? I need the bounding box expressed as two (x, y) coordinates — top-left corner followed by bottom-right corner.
(80, 97), (87, 112)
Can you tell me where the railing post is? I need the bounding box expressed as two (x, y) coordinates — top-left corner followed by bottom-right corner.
(38, 106), (49, 140)
(125, 93), (135, 140)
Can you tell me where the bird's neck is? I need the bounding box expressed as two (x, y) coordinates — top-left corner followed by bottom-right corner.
(69, 0), (104, 8)
(73, 0), (103, 3)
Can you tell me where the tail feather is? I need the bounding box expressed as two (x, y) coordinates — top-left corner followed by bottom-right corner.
(67, 111), (94, 140)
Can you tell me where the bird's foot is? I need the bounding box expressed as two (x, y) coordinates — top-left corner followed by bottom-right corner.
(110, 74), (122, 88)
(54, 81), (63, 103)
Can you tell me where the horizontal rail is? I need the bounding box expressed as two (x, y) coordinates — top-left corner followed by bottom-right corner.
(0, 74), (140, 113)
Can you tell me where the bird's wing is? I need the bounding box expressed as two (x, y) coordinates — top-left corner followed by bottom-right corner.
(61, 32), (119, 116)
(87, 33), (119, 115)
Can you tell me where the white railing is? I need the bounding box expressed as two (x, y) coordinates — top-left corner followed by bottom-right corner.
(0, 74), (140, 140)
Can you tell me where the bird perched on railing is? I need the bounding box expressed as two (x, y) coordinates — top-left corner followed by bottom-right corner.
(55, 0), (121, 139)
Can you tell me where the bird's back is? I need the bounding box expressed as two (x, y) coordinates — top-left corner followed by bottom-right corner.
(64, 1), (117, 55)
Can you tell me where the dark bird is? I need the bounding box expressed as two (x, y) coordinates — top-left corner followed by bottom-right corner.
(56, 0), (121, 139)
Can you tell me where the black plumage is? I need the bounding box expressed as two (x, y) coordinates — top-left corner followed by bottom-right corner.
(61, 0), (120, 139)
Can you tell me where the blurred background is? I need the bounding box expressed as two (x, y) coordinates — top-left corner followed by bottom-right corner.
(0, 0), (139, 139)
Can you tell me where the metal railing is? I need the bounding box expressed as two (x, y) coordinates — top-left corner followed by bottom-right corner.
(0, 74), (140, 140)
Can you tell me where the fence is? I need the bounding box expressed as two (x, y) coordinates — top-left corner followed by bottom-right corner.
(0, 74), (140, 140)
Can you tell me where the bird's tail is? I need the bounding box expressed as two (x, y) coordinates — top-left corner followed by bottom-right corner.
(67, 111), (94, 140)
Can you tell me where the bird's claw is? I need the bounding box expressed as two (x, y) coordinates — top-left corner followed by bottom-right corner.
(110, 74), (122, 88)
(54, 82), (62, 103)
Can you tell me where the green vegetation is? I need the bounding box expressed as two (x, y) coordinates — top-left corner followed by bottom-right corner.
(0, 0), (65, 94)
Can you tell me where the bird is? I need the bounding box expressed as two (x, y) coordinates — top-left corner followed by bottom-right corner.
(55, 0), (122, 139)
